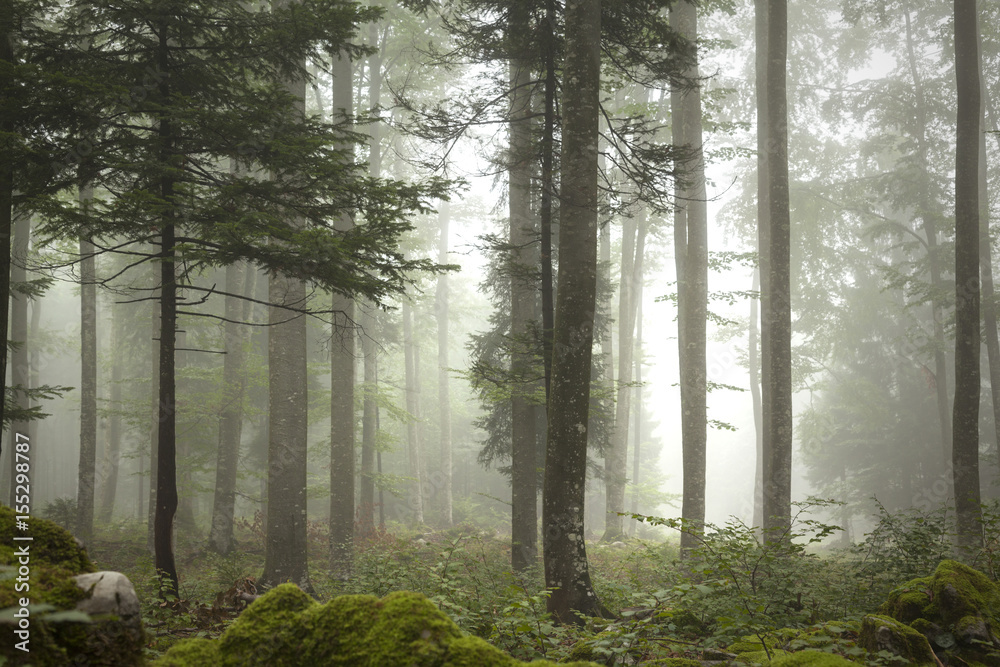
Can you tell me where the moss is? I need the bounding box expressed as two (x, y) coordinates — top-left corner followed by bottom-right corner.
(769, 650), (858, 666)
(218, 583), (316, 666)
(738, 649), (791, 664)
(159, 586), (603, 666)
(365, 590), (464, 666)
(858, 614), (936, 665)
(155, 638), (221, 666)
(300, 593), (381, 663)
(877, 560), (1000, 664)
(443, 635), (516, 666)
(0, 507), (116, 665)
(642, 659), (704, 667)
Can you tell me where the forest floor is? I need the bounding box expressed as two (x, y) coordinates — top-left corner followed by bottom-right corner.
(78, 503), (1000, 665)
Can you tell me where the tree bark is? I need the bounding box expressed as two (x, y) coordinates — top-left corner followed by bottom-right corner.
(207, 261), (248, 555)
(543, 0), (604, 624)
(952, 0), (983, 558)
(329, 49), (355, 578)
(403, 300), (424, 525)
(436, 202), (453, 527)
(604, 206), (647, 541)
(77, 201), (98, 546)
(762, 0), (793, 537)
(628, 279), (643, 535)
(97, 298), (123, 524)
(976, 0), (1000, 493)
(260, 0), (312, 593)
(146, 281), (159, 551)
(510, 45), (537, 569)
(672, 2), (708, 555)
(358, 310), (377, 536)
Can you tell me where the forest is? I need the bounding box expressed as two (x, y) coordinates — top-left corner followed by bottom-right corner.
(1, 0), (1000, 665)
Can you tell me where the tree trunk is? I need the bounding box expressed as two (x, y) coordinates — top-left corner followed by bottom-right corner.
(9, 211), (29, 508)
(510, 45), (537, 569)
(260, 0), (312, 592)
(155, 225), (179, 598)
(329, 49), (355, 578)
(605, 206), (647, 542)
(402, 301), (424, 525)
(146, 284), (159, 550)
(77, 198), (98, 546)
(976, 0), (1000, 493)
(358, 310), (377, 537)
(207, 261), (248, 555)
(543, 0), (604, 624)
(97, 299), (123, 524)
(628, 280), (643, 535)
(952, 0), (983, 558)
(436, 203), (453, 528)
(357, 26), (382, 539)
(762, 0), (793, 537)
(672, 2), (709, 555)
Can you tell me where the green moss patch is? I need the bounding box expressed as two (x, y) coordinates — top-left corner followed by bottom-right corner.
(770, 650), (858, 666)
(0, 506), (133, 665)
(158, 585), (603, 666)
(876, 559), (1000, 664)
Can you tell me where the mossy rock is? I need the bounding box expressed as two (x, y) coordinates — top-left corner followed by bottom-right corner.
(157, 584), (602, 666)
(858, 614), (936, 666)
(0, 506), (138, 666)
(876, 559), (1000, 664)
(769, 650), (858, 666)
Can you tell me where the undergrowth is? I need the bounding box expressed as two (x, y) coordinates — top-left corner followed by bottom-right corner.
(76, 498), (1000, 664)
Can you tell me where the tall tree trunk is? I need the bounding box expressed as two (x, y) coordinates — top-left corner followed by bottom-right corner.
(672, 2), (709, 555)
(155, 224), (179, 598)
(9, 211), (28, 508)
(260, 0), (312, 593)
(402, 300), (424, 525)
(628, 280), (643, 535)
(329, 49), (355, 578)
(146, 285), (159, 548)
(207, 261), (248, 555)
(77, 197), (97, 546)
(510, 45), (537, 570)
(762, 0), (793, 537)
(153, 31), (180, 590)
(358, 311), (377, 537)
(952, 0), (983, 558)
(543, 0), (604, 624)
(976, 0), (1000, 492)
(436, 203), (453, 527)
(604, 206), (647, 542)
(754, 0), (771, 533)
(174, 329), (196, 533)
(97, 299), (123, 524)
